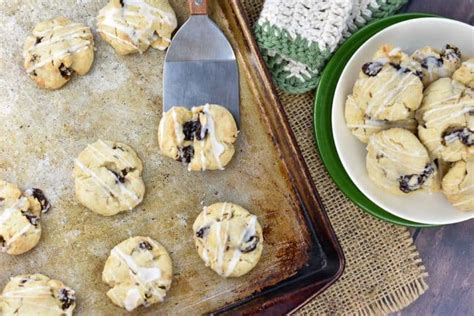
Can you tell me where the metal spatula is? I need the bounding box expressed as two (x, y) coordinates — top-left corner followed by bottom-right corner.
(163, 0), (239, 123)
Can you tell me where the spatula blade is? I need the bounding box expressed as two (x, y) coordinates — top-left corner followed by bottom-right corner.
(163, 15), (239, 122)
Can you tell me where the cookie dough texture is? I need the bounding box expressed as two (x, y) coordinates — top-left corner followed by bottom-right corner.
(350, 44), (424, 122)
(453, 58), (474, 89)
(158, 104), (239, 171)
(23, 17), (94, 90)
(417, 78), (474, 162)
(366, 128), (440, 194)
(0, 274), (76, 316)
(73, 140), (145, 216)
(0, 180), (50, 255)
(97, 0), (177, 55)
(193, 202), (264, 277)
(411, 45), (462, 87)
(442, 160), (474, 211)
(102, 236), (173, 311)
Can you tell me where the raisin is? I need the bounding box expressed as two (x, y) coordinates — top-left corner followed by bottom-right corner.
(28, 188), (50, 213)
(0, 235), (5, 247)
(121, 167), (135, 178)
(421, 56), (443, 69)
(58, 288), (76, 310)
(442, 128), (473, 146)
(195, 226), (210, 238)
(22, 212), (40, 227)
(109, 170), (125, 183)
(35, 37), (43, 44)
(183, 120), (207, 141)
(389, 63), (411, 74)
(138, 241), (153, 250)
(58, 63), (72, 79)
(0, 197), (4, 202)
(110, 168), (134, 184)
(30, 54), (39, 63)
(443, 44), (461, 61)
(177, 146), (194, 163)
(414, 70), (424, 80)
(398, 163), (436, 193)
(240, 236), (259, 253)
(362, 62), (384, 76)
(112, 145), (125, 151)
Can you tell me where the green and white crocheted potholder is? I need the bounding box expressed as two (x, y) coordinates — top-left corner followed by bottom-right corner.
(254, 0), (408, 94)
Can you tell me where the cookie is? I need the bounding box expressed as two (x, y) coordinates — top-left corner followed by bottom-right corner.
(351, 45), (424, 121)
(158, 104), (239, 171)
(0, 274), (76, 316)
(102, 236), (173, 311)
(97, 0), (177, 55)
(453, 58), (474, 89)
(417, 78), (474, 162)
(73, 140), (145, 216)
(442, 159), (474, 211)
(411, 44), (462, 87)
(23, 17), (94, 90)
(366, 128), (440, 194)
(0, 180), (49, 255)
(344, 95), (417, 143)
(192, 202), (264, 277)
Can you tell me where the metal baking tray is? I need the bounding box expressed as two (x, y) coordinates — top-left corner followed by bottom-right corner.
(0, 0), (344, 314)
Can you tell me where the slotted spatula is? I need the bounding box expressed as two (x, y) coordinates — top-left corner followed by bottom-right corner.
(163, 0), (239, 123)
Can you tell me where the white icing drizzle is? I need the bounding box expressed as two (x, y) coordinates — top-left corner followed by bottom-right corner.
(1, 286), (51, 298)
(201, 104), (225, 170)
(28, 25), (90, 52)
(26, 43), (90, 73)
(214, 202), (229, 275)
(171, 108), (185, 144)
(200, 207), (210, 265)
(26, 21), (92, 73)
(95, 140), (135, 168)
(75, 156), (140, 209)
(123, 288), (141, 311)
(74, 159), (134, 210)
(388, 47), (401, 56)
(111, 247), (162, 284)
(224, 215), (257, 277)
(97, 0), (176, 52)
(5, 223), (34, 247)
(423, 101), (473, 126)
(369, 133), (427, 175)
(372, 72), (419, 118)
(0, 207), (17, 226)
(158, 113), (167, 147)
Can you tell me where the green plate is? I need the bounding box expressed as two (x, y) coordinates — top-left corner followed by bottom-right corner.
(314, 13), (437, 228)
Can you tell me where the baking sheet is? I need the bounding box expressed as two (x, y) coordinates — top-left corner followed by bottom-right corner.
(0, 0), (311, 314)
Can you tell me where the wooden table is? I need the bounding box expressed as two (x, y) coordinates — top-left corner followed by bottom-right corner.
(394, 2), (473, 315)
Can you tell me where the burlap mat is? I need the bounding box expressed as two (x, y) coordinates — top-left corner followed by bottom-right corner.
(240, 1), (429, 315)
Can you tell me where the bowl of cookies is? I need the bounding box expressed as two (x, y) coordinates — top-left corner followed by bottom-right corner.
(332, 18), (474, 225)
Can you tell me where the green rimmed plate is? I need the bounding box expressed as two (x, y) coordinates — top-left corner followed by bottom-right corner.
(314, 13), (437, 227)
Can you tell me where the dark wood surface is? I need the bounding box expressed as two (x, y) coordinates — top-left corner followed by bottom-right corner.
(395, 2), (474, 315)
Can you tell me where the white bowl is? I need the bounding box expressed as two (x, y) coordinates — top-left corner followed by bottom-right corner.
(332, 18), (474, 225)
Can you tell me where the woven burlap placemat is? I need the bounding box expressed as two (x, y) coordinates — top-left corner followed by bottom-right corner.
(240, 1), (429, 314)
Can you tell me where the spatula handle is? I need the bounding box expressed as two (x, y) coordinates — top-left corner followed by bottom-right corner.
(188, 0), (208, 15)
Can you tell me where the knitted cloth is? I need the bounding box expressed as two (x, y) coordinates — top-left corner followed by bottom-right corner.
(254, 0), (408, 94)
